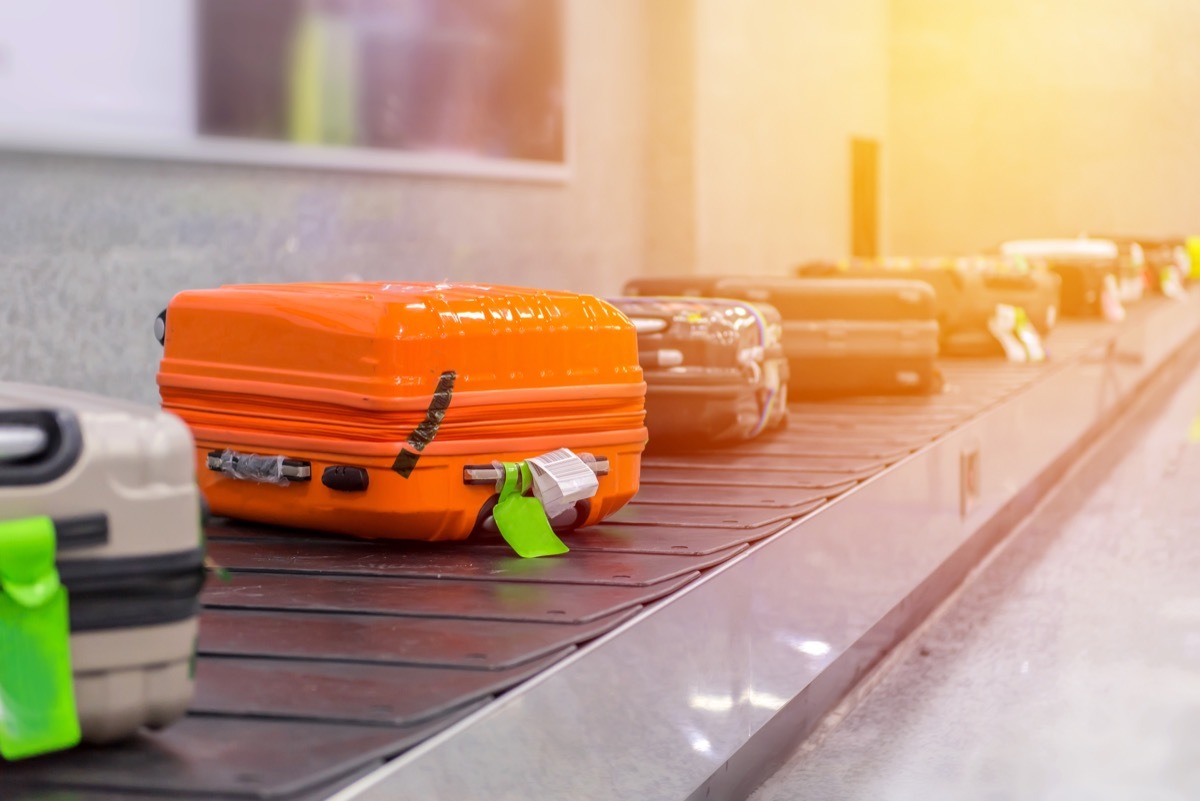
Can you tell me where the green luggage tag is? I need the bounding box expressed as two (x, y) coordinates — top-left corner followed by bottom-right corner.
(0, 516), (80, 760)
(492, 462), (569, 559)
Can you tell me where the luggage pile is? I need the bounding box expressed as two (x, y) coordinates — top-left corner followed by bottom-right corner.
(1101, 236), (1190, 299)
(999, 238), (1133, 321)
(623, 275), (941, 395)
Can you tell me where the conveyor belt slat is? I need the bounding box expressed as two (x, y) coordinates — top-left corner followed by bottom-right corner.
(202, 571), (698, 623)
(196, 607), (640, 668)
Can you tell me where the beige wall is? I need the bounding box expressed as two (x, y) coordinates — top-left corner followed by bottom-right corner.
(692, 0), (891, 274)
(643, 0), (698, 277)
(16, 1), (1200, 405)
(888, 0), (1200, 256)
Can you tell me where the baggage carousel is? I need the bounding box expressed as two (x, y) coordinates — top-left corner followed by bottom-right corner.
(5, 292), (1200, 801)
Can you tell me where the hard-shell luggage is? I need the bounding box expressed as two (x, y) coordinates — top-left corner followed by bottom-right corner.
(156, 282), (647, 542)
(715, 277), (940, 395)
(623, 276), (940, 395)
(793, 256), (1061, 356)
(608, 297), (788, 449)
(0, 383), (204, 757)
(1000, 239), (1128, 318)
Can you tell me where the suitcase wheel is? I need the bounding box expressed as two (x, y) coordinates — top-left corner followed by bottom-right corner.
(473, 495), (591, 534)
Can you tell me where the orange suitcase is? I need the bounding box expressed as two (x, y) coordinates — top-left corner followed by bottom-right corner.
(156, 282), (647, 541)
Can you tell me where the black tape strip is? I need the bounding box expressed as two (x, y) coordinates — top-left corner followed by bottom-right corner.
(391, 450), (420, 478)
(392, 370), (457, 479)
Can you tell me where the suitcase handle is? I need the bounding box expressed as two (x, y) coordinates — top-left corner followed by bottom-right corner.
(154, 309), (167, 346)
(983, 274), (1037, 290)
(0, 410), (84, 487)
(462, 457), (609, 486)
(206, 450), (312, 482)
(0, 425), (46, 461)
(794, 261), (840, 277)
(630, 317), (670, 334)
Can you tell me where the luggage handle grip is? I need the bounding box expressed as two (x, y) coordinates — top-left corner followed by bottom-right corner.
(463, 458), (609, 486)
(206, 450), (312, 482)
(0, 514), (109, 550)
(0, 410), (84, 487)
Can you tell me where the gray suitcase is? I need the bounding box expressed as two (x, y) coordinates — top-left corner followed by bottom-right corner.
(0, 383), (204, 755)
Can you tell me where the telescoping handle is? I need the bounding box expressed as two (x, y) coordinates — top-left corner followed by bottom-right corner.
(206, 450), (312, 482)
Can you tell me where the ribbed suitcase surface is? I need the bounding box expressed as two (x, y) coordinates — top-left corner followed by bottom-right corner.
(713, 277), (936, 321)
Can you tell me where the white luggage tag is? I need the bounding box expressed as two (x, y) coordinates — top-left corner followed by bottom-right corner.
(1100, 274), (1126, 322)
(1161, 266), (1187, 300)
(525, 448), (600, 520)
(988, 304), (1028, 363)
(1012, 307), (1046, 363)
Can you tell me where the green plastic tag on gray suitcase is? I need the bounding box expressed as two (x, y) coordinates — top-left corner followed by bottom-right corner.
(0, 516), (81, 760)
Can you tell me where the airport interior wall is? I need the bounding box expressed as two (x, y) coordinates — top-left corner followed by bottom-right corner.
(0, 1), (648, 404)
(887, 0), (1200, 255)
(4, 1), (1198, 402)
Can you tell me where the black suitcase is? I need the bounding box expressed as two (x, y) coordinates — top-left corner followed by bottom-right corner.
(608, 297), (788, 450)
(1000, 240), (1124, 318)
(794, 257), (1061, 357)
(1104, 236), (1188, 297)
(622, 276), (941, 396)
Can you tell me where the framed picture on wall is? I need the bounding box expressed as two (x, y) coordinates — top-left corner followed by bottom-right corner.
(0, 0), (568, 181)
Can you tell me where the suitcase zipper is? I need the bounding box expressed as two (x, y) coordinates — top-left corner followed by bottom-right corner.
(165, 391), (643, 442)
(178, 407), (644, 442)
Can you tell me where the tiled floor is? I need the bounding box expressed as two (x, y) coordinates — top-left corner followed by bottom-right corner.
(751, 355), (1200, 800)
